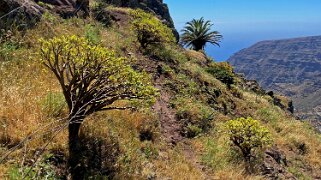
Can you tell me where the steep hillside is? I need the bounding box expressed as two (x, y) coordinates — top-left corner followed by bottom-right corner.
(228, 36), (321, 124)
(1, 1), (321, 179)
(0, 0), (179, 39)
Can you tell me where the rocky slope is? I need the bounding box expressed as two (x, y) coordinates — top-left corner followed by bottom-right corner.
(228, 36), (321, 123)
(0, 0), (178, 38)
(1, 2), (321, 179)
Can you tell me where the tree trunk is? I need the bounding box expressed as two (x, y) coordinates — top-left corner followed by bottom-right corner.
(244, 154), (255, 174)
(68, 121), (83, 180)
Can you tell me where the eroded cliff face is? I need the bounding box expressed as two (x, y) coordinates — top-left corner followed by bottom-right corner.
(228, 36), (321, 123)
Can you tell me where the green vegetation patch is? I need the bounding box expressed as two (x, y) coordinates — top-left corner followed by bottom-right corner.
(130, 9), (175, 48)
(206, 62), (235, 88)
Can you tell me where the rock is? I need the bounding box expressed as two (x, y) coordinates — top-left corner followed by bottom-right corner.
(237, 74), (266, 95)
(1, 0), (179, 41)
(0, 0), (44, 29)
(37, 0), (89, 18)
(0, 0), (93, 29)
(287, 101), (294, 114)
(52, 5), (76, 18)
(35, 0), (75, 6)
(265, 148), (287, 165)
(261, 147), (295, 179)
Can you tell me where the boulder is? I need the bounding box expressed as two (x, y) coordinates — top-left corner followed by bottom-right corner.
(0, 0), (44, 29)
(261, 147), (295, 179)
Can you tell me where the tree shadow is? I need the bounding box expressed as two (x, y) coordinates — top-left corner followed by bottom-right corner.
(77, 132), (120, 179)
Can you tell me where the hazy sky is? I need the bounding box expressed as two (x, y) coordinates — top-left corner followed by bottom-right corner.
(164, 0), (321, 61)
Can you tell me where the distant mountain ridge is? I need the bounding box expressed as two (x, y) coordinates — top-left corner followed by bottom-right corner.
(228, 35), (321, 123)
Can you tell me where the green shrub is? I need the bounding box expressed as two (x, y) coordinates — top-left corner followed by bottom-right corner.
(186, 124), (203, 138)
(84, 24), (101, 45)
(145, 45), (188, 64)
(40, 92), (66, 117)
(288, 167), (312, 180)
(130, 9), (175, 48)
(0, 42), (18, 61)
(206, 62), (235, 88)
(174, 98), (214, 138)
(226, 117), (272, 172)
(8, 154), (58, 179)
(141, 142), (159, 159)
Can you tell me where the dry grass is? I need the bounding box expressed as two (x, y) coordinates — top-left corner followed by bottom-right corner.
(153, 147), (205, 180)
(1, 8), (321, 179)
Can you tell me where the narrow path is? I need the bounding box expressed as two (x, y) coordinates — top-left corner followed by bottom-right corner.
(153, 83), (183, 145)
(153, 75), (212, 178)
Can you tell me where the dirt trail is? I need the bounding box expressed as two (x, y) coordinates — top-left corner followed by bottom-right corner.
(153, 74), (212, 178)
(153, 82), (183, 145)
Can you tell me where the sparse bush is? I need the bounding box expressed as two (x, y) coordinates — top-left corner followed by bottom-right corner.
(186, 124), (203, 138)
(41, 11), (57, 24)
(84, 24), (101, 45)
(226, 117), (272, 173)
(174, 98), (214, 138)
(230, 86), (243, 99)
(8, 154), (58, 179)
(207, 62), (235, 88)
(290, 137), (309, 155)
(168, 73), (199, 96)
(0, 30), (21, 61)
(256, 108), (278, 124)
(0, 42), (18, 61)
(130, 9), (175, 48)
(141, 142), (158, 159)
(146, 45), (188, 64)
(138, 118), (159, 142)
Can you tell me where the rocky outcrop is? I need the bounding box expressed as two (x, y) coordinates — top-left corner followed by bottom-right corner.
(228, 36), (321, 122)
(0, 0), (44, 29)
(237, 74), (266, 95)
(261, 147), (295, 179)
(1, 0), (179, 40)
(0, 0), (90, 29)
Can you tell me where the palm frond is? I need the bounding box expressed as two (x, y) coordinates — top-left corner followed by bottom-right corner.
(180, 17), (222, 51)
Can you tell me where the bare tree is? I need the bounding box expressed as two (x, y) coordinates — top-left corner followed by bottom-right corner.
(39, 35), (157, 179)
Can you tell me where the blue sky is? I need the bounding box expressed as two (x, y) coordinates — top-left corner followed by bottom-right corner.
(164, 0), (321, 61)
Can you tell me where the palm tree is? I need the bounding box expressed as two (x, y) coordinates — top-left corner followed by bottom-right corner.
(181, 17), (222, 51)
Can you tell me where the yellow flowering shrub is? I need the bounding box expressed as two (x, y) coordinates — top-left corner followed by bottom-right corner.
(130, 9), (175, 48)
(226, 117), (272, 171)
(39, 35), (158, 111)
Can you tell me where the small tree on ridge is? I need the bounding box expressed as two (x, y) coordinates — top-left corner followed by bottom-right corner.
(226, 117), (272, 173)
(39, 35), (158, 179)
